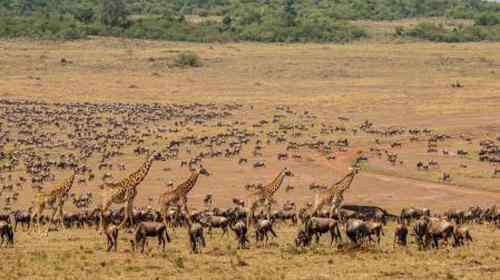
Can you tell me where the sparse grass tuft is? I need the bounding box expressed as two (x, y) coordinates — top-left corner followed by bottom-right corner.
(175, 51), (202, 67)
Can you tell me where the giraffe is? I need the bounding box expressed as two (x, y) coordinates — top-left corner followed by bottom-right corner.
(159, 166), (210, 225)
(32, 170), (77, 234)
(99, 151), (162, 229)
(312, 168), (359, 219)
(246, 167), (294, 224)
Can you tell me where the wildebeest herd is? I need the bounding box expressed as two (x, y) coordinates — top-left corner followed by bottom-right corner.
(0, 99), (499, 254)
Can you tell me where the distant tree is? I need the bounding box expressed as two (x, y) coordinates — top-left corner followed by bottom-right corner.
(283, 0), (297, 26)
(100, 0), (129, 28)
(16, 0), (33, 16)
(70, 1), (96, 23)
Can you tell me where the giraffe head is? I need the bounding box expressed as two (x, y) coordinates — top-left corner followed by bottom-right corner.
(198, 165), (210, 176)
(283, 167), (294, 177)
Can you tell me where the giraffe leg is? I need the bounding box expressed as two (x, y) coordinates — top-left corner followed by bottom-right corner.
(118, 200), (133, 229)
(32, 207), (42, 234)
(181, 197), (191, 224)
(99, 199), (114, 232)
(57, 204), (66, 232)
(247, 199), (260, 227)
(45, 207), (58, 237)
(266, 198), (277, 220)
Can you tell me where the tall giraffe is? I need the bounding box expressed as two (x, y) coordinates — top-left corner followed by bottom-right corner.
(159, 166), (210, 224)
(247, 167), (294, 222)
(33, 170), (77, 234)
(312, 168), (359, 218)
(99, 151), (162, 229)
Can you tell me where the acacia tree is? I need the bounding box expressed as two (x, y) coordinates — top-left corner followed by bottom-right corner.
(100, 0), (129, 28)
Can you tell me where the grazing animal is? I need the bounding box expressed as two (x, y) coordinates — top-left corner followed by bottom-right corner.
(453, 226), (473, 247)
(393, 222), (408, 247)
(345, 219), (370, 246)
(304, 217), (342, 245)
(131, 222), (171, 253)
(0, 221), (14, 247)
(400, 207), (430, 224)
(413, 217), (430, 249)
(188, 222), (206, 254)
(198, 214), (230, 235)
(295, 228), (312, 247)
(255, 219), (277, 245)
(12, 208), (32, 231)
(367, 221), (384, 244)
(230, 220), (249, 249)
(271, 209), (297, 225)
(427, 218), (455, 249)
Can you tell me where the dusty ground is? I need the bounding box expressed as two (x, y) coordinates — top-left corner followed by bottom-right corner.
(0, 38), (500, 279)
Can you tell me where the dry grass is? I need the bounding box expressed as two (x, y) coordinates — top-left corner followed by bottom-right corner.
(2, 223), (500, 280)
(1, 37), (500, 279)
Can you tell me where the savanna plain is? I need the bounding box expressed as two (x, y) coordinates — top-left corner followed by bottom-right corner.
(0, 37), (500, 280)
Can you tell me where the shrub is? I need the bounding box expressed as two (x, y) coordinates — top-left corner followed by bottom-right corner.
(400, 22), (500, 42)
(175, 51), (202, 67)
(475, 12), (500, 26)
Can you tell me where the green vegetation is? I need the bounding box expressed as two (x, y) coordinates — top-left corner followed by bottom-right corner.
(175, 51), (202, 67)
(400, 13), (500, 42)
(0, 0), (499, 42)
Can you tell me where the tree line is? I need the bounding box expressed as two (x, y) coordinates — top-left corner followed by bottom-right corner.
(0, 0), (499, 42)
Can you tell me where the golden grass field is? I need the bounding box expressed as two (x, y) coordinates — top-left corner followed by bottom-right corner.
(0, 37), (500, 279)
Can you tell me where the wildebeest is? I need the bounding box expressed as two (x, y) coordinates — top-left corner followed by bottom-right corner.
(393, 220), (408, 247)
(413, 217), (430, 249)
(366, 221), (384, 244)
(400, 207), (430, 224)
(0, 221), (14, 247)
(345, 219), (371, 246)
(304, 217), (342, 245)
(131, 222), (171, 253)
(230, 220), (249, 249)
(426, 218), (455, 249)
(188, 222), (206, 254)
(453, 226), (473, 247)
(255, 219), (277, 245)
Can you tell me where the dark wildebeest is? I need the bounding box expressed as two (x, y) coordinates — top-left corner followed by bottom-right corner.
(400, 207), (430, 224)
(0, 221), (14, 247)
(413, 217), (430, 250)
(188, 222), (206, 254)
(345, 219), (371, 246)
(393, 220), (408, 247)
(255, 219), (277, 245)
(304, 217), (342, 245)
(131, 222), (171, 253)
(426, 218), (455, 249)
(230, 220), (249, 249)
(453, 225), (473, 247)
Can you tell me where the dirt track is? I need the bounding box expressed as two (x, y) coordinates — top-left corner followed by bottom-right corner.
(316, 148), (500, 213)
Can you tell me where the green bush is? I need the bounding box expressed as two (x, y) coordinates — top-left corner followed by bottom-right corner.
(400, 22), (500, 42)
(475, 12), (500, 26)
(175, 51), (202, 67)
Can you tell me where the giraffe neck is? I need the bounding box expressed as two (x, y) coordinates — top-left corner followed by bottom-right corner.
(121, 156), (155, 190)
(265, 170), (286, 196)
(61, 173), (76, 195)
(178, 171), (200, 196)
(328, 171), (355, 195)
